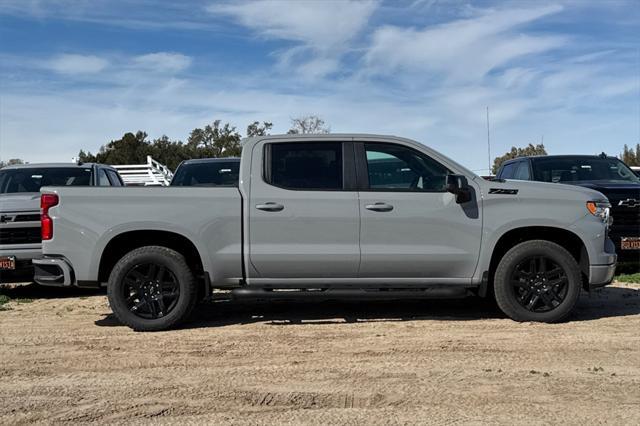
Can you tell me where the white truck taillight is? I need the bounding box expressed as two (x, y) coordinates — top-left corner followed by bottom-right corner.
(41, 194), (59, 240)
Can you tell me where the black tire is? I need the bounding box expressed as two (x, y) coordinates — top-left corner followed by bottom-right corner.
(107, 246), (198, 331)
(494, 240), (581, 323)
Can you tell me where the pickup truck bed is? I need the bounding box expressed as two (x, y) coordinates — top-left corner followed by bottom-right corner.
(36, 187), (242, 287)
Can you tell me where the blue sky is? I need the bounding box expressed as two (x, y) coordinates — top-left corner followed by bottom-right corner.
(0, 0), (638, 173)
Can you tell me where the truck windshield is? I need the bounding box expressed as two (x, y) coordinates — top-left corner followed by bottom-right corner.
(171, 160), (240, 187)
(532, 157), (640, 184)
(0, 167), (92, 193)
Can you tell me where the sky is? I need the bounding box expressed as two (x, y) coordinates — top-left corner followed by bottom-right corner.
(0, 0), (638, 173)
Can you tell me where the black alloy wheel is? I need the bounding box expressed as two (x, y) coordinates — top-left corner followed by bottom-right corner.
(511, 256), (568, 313)
(493, 240), (582, 323)
(107, 246), (198, 331)
(123, 263), (180, 319)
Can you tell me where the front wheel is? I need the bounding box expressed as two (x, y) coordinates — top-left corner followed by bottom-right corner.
(494, 240), (582, 323)
(107, 246), (198, 331)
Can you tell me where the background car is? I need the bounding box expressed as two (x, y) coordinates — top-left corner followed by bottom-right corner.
(170, 158), (240, 187)
(496, 154), (640, 267)
(0, 162), (123, 283)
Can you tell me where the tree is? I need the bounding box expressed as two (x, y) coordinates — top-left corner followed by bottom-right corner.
(76, 119), (269, 172)
(0, 158), (25, 168)
(492, 143), (547, 174)
(187, 120), (242, 158)
(77, 150), (97, 163)
(246, 121), (273, 137)
(93, 131), (154, 166)
(150, 135), (191, 170)
(620, 143), (640, 167)
(287, 115), (330, 134)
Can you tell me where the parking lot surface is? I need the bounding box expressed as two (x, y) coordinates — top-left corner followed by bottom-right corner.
(1, 282), (639, 425)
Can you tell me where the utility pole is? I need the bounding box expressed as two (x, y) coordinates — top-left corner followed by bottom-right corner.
(486, 106), (491, 174)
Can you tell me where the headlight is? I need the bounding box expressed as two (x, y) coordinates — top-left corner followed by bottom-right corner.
(586, 200), (611, 226)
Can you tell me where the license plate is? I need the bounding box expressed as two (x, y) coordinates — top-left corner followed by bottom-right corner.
(621, 237), (640, 250)
(0, 256), (16, 270)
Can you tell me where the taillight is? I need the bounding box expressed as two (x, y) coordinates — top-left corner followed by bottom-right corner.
(41, 194), (59, 240)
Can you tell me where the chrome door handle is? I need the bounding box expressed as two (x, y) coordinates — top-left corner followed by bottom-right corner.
(365, 202), (394, 212)
(255, 202), (284, 212)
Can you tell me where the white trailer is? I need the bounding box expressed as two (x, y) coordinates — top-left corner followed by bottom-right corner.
(112, 156), (173, 186)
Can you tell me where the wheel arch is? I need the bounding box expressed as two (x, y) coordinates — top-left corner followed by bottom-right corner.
(98, 230), (206, 285)
(486, 226), (589, 293)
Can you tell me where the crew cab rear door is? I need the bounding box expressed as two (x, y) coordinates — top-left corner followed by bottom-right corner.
(356, 140), (482, 280)
(247, 139), (360, 279)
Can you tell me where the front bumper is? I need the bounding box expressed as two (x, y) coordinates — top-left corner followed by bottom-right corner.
(587, 237), (617, 290)
(0, 246), (42, 283)
(33, 257), (74, 287)
(589, 263), (616, 289)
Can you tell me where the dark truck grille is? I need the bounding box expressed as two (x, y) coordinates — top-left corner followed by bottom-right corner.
(0, 227), (41, 244)
(611, 206), (640, 227)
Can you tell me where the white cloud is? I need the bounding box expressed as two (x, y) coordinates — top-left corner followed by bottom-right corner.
(37, 51), (192, 80)
(365, 5), (565, 81)
(210, 0), (376, 51)
(209, 0), (377, 77)
(133, 52), (192, 73)
(47, 54), (108, 74)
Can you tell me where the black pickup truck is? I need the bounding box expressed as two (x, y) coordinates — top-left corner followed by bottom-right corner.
(170, 158), (240, 187)
(496, 154), (640, 265)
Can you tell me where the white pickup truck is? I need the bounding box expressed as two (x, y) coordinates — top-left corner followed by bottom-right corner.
(34, 134), (616, 331)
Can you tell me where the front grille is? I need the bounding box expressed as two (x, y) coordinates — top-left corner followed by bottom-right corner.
(14, 214), (41, 222)
(0, 227), (41, 244)
(611, 207), (640, 228)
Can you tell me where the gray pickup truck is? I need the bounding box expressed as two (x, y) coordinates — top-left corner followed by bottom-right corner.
(34, 134), (616, 330)
(0, 162), (123, 283)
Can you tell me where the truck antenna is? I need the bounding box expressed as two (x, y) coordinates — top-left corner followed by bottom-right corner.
(486, 106), (491, 174)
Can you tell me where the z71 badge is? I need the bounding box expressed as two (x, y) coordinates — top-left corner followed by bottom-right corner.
(489, 188), (519, 195)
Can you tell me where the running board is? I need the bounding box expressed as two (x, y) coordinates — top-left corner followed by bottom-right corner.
(231, 287), (471, 301)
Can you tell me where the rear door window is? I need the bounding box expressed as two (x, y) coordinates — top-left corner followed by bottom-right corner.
(106, 170), (123, 186)
(265, 142), (343, 190)
(513, 161), (531, 180)
(97, 169), (111, 186)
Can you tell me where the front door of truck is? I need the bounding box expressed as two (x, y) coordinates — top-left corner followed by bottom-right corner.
(356, 141), (482, 279)
(247, 139), (360, 279)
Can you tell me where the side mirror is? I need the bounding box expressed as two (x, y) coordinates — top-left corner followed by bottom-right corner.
(446, 174), (472, 204)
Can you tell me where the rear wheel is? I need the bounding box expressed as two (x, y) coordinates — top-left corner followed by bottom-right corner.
(494, 240), (581, 323)
(107, 246), (198, 331)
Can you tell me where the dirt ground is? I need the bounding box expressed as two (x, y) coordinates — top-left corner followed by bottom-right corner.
(1, 282), (639, 425)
